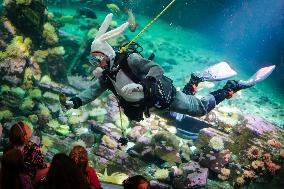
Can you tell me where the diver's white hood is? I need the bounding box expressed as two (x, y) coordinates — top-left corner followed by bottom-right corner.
(91, 13), (129, 63)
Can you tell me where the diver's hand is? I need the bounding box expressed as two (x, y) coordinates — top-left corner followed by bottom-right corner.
(93, 67), (104, 79)
(121, 83), (143, 95)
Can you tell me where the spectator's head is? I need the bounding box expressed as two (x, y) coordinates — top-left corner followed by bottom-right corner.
(9, 121), (32, 146)
(1, 149), (25, 189)
(123, 175), (149, 189)
(47, 153), (91, 189)
(69, 145), (88, 174)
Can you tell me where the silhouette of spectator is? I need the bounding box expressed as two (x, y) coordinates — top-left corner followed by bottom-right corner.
(43, 153), (91, 189)
(69, 145), (101, 189)
(0, 148), (33, 189)
(6, 121), (49, 183)
(123, 175), (150, 189)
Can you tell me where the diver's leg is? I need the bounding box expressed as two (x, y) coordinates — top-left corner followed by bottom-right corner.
(182, 73), (203, 95)
(210, 80), (253, 105)
(170, 80), (253, 117)
(169, 91), (216, 117)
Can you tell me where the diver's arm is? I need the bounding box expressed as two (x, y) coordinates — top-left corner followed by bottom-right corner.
(70, 78), (107, 108)
(127, 53), (164, 79)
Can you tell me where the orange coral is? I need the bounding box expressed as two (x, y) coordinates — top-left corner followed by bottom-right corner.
(267, 139), (282, 148)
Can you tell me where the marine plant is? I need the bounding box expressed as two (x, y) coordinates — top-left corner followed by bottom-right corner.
(1, 36), (31, 59)
(3, 20), (16, 34)
(101, 135), (118, 149)
(40, 75), (52, 84)
(154, 168), (169, 180)
(209, 136), (224, 151)
(38, 104), (51, 117)
(87, 28), (98, 40)
(29, 88), (42, 100)
(16, 0), (31, 5)
(0, 110), (13, 120)
(97, 168), (128, 185)
(47, 119), (60, 129)
(56, 125), (70, 136)
(28, 114), (38, 123)
(41, 135), (54, 154)
(1, 85), (10, 93)
(20, 98), (34, 111)
(33, 50), (49, 63)
(48, 46), (65, 55)
(10, 87), (26, 98)
(23, 67), (34, 89)
(43, 22), (58, 45)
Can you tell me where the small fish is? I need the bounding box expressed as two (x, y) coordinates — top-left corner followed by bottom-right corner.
(75, 7), (97, 19)
(127, 10), (137, 32)
(106, 3), (121, 14)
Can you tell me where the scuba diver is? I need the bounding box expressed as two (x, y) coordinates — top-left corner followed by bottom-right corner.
(61, 13), (275, 143)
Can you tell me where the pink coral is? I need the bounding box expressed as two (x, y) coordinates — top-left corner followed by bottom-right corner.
(266, 162), (281, 175)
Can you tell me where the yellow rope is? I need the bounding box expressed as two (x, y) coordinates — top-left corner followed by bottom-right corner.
(119, 0), (176, 53)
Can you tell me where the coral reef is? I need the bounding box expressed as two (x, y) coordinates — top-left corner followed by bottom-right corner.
(97, 168), (128, 185)
(43, 22), (58, 45)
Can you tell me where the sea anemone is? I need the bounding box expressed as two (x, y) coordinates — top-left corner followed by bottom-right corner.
(243, 170), (255, 178)
(247, 146), (263, 160)
(217, 168), (230, 180)
(209, 136), (224, 151)
(251, 160), (264, 170)
(154, 168), (169, 180)
(267, 139), (282, 149)
(235, 176), (245, 186)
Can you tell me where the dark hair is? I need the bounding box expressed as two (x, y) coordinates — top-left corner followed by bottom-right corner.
(9, 121), (27, 146)
(0, 149), (25, 189)
(69, 146), (88, 179)
(47, 153), (91, 189)
(123, 175), (149, 189)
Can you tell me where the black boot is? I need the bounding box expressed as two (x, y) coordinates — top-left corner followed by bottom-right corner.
(210, 80), (253, 105)
(183, 73), (203, 95)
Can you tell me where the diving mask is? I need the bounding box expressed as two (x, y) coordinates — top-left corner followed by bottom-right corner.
(87, 55), (103, 67)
